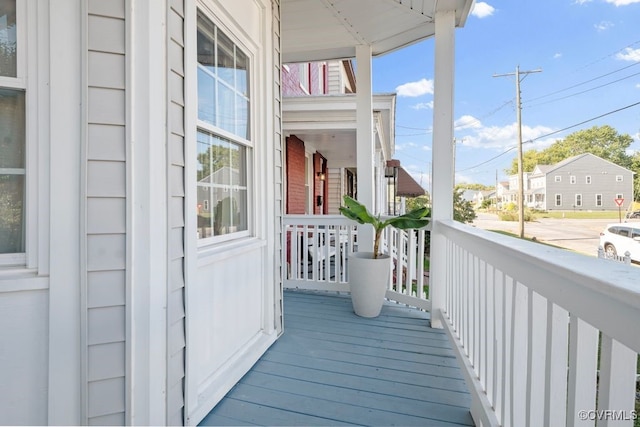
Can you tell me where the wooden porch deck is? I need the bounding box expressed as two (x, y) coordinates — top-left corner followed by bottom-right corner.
(199, 290), (473, 426)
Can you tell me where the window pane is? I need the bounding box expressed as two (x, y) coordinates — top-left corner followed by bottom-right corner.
(236, 49), (249, 96)
(217, 82), (235, 134)
(0, 174), (24, 253)
(197, 12), (251, 141)
(196, 131), (248, 239)
(0, 88), (24, 253)
(0, 0), (17, 78)
(236, 94), (249, 139)
(197, 13), (215, 74)
(216, 30), (234, 87)
(197, 66), (215, 125)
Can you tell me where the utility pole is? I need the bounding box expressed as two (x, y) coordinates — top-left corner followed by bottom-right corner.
(494, 66), (542, 239)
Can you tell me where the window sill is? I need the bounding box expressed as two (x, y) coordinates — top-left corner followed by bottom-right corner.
(0, 268), (48, 293)
(197, 237), (266, 268)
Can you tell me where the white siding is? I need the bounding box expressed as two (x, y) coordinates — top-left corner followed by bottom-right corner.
(274, 0), (284, 335)
(0, 290), (48, 425)
(167, 0), (187, 424)
(327, 167), (342, 214)
(86, 0), (127, 423)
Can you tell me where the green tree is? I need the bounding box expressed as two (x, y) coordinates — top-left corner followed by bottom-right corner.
(453, 189), (477, 223)
(455, 183), (494, 192)
(405, 194), (430, 212)
(506, 125), (634, 175)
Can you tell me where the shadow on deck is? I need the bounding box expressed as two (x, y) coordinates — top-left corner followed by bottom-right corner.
(200, 290), (474, 426)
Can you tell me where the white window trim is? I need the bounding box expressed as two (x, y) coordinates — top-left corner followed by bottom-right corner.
(585, 175), (591, 184)
(595, 194), (602, 207)
(0, 0), (41, 269)
(554, 175), (561, 182)
(193, 5), (257, 248)
(575, 194), (582, 207)
(616, 175), (623, 182)
(555, 194), (562, 207)
(570, 175), (576, 184)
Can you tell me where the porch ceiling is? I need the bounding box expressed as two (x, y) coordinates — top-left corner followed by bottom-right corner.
(281, 0), (474, 63)
(283, 94), (395, 168)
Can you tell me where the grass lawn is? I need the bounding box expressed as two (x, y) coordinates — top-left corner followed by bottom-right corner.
(535, 210), (622, 220)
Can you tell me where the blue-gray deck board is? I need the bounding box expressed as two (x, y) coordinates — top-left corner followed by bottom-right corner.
(200, 290), (473, 426)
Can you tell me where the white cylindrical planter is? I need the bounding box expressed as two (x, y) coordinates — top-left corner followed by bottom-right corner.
(348, 252), (391, 318)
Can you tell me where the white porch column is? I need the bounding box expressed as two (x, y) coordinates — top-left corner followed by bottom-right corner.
(429, 9), (456, 329)
(356, 44), (374, 251)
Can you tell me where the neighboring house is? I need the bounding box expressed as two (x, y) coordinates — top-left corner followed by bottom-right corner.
(476, 189), (496, 208)
(0, 1), (475, 426)
(282, 60), (394, 216)
(508, 153), (635, 211)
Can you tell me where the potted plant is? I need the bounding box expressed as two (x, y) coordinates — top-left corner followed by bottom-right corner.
(339, 195), (430, 317)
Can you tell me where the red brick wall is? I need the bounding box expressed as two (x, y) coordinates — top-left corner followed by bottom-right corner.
(282, 62), (327, 96)
(286, 136), (306, 214)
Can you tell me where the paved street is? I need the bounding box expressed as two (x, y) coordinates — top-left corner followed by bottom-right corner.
(471, 212), (639, 257)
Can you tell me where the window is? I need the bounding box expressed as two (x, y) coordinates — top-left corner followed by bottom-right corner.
(596, 194), (602, 207)
(570, 175), (576, 184)
(616, 175), (623, 182)
(554, 176), (561, 182)
(575, 194), (582, 207)
(616, 193), (623, 200)
(299, 63), (310, 94)
(196, 11), (251, 242)
(555, 194), (562, 207)
(585, 175), (591, 184)
(0, 1), (26, 259)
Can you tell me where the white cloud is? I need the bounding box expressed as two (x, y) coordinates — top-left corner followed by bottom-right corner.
(636, 83), (640, 89)
(594, 21), (614, 31)
(471, 2), (495, 18)
(553, 53), (563, 59)
(616, 47), (640, 62)
(411, 102), (434, 110)
(455, 115), (483, 130)
(395, 142), (419, 151)
(395, 78), (434, 97)
(605, 0), (640, 5)
(574, 0), (593, 4)
(456, 118), (556, 151)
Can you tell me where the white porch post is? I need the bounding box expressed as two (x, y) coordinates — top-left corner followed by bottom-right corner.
(356, 44), (374, 251)
(429, 9), (456, 329)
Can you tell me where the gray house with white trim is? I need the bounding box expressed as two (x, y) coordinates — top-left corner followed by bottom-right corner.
(511, 153), (635, 211)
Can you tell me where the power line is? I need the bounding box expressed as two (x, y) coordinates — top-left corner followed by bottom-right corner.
(456, 99), (640, 172)
(524, 100), (640, 144)
(526, 61), (640, 104)
(526, 69), (640, 109)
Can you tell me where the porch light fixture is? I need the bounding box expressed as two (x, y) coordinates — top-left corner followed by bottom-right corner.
(317, 172), (326, 181)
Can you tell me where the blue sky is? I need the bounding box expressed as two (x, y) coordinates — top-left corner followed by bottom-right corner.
(372, 0), (640, 189)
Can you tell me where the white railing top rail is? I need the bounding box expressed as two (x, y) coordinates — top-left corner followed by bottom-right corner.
(436, 218), (640, 353)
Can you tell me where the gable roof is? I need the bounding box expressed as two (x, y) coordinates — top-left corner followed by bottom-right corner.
(546, 153), (634, 174)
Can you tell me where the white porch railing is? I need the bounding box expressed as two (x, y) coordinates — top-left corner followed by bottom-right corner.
(283, 215), (430, 310)
(436, 219), (640, 427)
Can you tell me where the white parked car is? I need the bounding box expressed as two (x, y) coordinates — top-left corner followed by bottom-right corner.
(599, 223), (640, 262)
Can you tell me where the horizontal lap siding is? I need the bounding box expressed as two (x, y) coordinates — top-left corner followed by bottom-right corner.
(167, 0), (186, 424)
(274, 0), (284, 335)
(86, 1), (127, 424)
